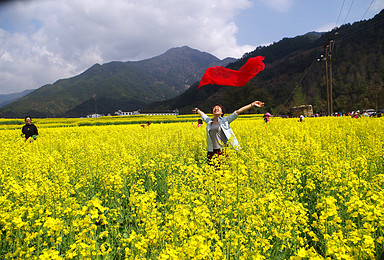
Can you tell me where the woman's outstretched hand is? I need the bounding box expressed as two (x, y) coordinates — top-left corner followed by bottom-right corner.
(236, 101), (265, 115)
(252, 101), (264, 107)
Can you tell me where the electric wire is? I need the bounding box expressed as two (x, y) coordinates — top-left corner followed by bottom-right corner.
(332, 0), (379, 43)
(336, 16), (384, 42)
(277, 0), (347, 115)
(342, 0), (355, 25)
(335, 0), (346, 28)
(361, 0), (376, 20)
(276, 1), (381, 115)
(276, 47), (323, 115)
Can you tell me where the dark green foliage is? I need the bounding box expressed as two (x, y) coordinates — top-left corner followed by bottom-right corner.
(150, 10), (384, 115)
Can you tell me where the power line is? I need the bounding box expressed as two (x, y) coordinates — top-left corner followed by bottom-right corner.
(342, 0), (355, 25)
(276, 2), (381, 116)
(336, 16), (384, 42)
(337, 0), (376, 28)
(361, 0), (376, 20)
(276, 48), (323, 115)
(335, 0), (347, 28)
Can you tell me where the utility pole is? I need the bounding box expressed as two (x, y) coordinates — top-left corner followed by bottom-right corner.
(323, 33), (337, 115)
(329, 42), (334, 115)
(324, 47), (330, 116)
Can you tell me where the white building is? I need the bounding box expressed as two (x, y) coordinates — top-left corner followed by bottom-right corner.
(114, 109), (178, 116)
(114, 110), (140, 116)
(86, 113), (104, 118)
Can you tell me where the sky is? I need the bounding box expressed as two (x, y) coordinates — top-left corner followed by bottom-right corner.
(0, 0), (383, 94)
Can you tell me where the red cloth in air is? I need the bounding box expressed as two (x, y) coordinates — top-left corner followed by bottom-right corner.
(198, 56), (265, 89)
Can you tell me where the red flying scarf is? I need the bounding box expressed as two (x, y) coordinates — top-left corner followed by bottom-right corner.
(198, 56), (265, 89)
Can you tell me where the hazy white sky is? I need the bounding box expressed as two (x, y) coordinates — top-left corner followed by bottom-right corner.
(0, 0), (383, 94)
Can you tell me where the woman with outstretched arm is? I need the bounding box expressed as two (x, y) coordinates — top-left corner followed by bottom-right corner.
(193, 101), (264, 162)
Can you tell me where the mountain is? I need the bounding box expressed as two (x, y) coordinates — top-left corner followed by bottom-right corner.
(0, 46), (235, 118)
(0, 89), (34, 108)
(2, 10), (383, 118)
(147, 9), (384, 115)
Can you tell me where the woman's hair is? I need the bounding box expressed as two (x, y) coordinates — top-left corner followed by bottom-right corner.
(212, 104), (225, 116)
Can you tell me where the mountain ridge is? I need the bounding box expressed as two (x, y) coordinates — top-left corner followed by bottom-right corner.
(0, 89), (34, 108)
(1, 9), (383, 118)
(147, 10), (384, 115)
(0, 46), (235, 118)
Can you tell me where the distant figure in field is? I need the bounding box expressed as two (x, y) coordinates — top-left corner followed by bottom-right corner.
(263, 112), (271, 123)
(299, 115), (304, 122)
(351, 110), (360, 118)
(22, 116), (38, 141)
(193, 101), (264, 163)
(193, 119), (203, 128)
(141, 121), (152, 128)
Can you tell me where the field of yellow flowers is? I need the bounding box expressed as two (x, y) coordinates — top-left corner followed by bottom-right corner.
(0, 115), (383, 259)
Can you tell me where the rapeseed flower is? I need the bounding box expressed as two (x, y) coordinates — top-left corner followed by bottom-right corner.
(0, 116), (383, 258)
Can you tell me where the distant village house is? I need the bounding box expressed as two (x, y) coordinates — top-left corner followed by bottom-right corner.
(114, 109), (179, 116)
(85, 109), (179, 118)
(290, 105), (313, 117)
(114, 110), (140, 116)
(86, 113), (105, 118)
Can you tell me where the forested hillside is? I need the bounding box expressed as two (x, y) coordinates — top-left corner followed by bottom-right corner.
(148, 10), (384, 115)
(1, 10), (383, 118)
(0, 46), (235, 118)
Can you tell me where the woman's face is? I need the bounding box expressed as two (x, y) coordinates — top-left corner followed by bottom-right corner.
(212, 105), (223, 116)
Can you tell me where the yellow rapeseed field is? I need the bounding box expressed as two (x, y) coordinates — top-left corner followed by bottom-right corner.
(0, 115), (383, 259)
